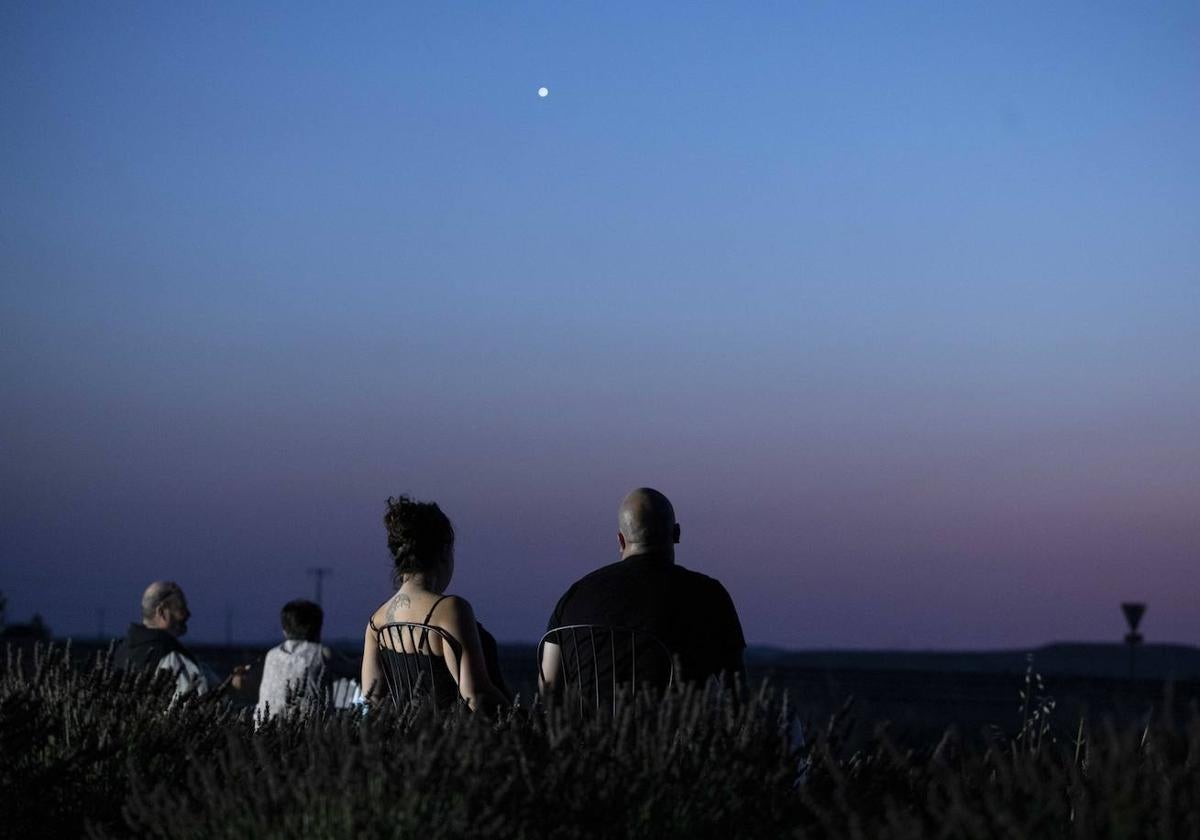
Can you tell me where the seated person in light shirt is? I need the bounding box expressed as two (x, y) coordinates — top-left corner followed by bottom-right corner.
(256, 599), (356, 719)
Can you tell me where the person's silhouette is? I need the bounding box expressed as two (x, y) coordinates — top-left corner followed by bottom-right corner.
(540, 488), (745, 696)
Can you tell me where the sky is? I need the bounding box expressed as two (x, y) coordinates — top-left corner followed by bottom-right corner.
(2, 2), (1197, 649)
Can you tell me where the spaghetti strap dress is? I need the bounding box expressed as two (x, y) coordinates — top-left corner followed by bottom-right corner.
(371, 596), (463, 708)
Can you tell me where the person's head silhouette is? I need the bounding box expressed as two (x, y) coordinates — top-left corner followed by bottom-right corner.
(617, 487), (680, 558)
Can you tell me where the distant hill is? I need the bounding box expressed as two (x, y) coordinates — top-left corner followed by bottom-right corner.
(29, 637), (1200, 684)
(746, 642), (1200, 681)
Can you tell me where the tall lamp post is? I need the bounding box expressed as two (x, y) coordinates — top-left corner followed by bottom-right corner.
(1121, 602), (1146, 679)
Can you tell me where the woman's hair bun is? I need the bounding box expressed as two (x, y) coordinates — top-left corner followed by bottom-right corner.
(384, 495), (455, 583)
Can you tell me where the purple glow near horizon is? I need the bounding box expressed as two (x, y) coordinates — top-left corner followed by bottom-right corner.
(2, 2), (1198, 648)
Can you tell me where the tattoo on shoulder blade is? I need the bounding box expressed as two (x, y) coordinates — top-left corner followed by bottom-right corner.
(386, 592), (411, 623)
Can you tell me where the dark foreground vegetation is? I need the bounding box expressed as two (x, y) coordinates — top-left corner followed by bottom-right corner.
(2, 645), (1199, 839)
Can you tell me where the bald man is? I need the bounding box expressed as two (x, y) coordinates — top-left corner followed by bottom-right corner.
(114, 581), (218, 697)
(540, 488), (745, 697)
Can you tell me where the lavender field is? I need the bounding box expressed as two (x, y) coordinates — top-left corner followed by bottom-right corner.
(4, 642), (1200, 838)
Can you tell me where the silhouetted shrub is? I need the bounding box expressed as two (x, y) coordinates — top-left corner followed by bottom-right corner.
(1, 644), (249, 837)
(2, 644), (1199, 839)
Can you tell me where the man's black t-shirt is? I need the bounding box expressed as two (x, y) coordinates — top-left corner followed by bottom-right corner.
(545, 551), (745, 685)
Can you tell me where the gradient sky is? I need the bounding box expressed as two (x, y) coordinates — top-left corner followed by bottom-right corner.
(2, 2), (1197, 648)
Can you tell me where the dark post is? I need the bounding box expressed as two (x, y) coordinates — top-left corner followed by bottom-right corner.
(307, 567), (332, 607)
(1121, 602), (1146, 679)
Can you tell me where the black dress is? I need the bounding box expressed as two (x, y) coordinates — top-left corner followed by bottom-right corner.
(371, 595), (510, 708)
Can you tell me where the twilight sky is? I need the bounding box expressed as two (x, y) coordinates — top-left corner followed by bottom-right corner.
(2, 2), (1197, 648)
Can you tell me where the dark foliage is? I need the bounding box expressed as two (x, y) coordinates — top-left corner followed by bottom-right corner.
(2, 644), (1199, 839)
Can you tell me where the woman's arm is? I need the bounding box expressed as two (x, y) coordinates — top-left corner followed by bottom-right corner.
(439, 597), (509, 713)
(360, 623), (385, 704)
(476, 622), (513, 702)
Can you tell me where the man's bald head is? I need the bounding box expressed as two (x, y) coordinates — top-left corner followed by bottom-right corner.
(617, 488), (680, 555)
(141, 581), (190, 636)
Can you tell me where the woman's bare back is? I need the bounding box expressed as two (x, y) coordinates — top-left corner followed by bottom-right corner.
(370, 589), (456, 657)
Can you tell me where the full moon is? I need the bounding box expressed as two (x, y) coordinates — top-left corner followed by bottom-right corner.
(538, 87), (549, 98)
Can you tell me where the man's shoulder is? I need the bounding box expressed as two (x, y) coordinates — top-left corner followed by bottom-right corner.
(567, 558), (628, 588)
(117, 624), (190, 669)
(564, 558), (730, 593)
(157, 649), (200, 674)
(267, 640), (329, 667)
(547, 560), (624, 628)
(670, 563), (732, 594)
(273, 639), (325, 653)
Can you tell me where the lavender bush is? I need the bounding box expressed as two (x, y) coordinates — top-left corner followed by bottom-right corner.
(2, 644), (1197, 839)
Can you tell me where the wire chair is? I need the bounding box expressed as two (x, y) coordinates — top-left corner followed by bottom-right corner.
(538, 624), (674, 716)
(374, 622), (463, 710)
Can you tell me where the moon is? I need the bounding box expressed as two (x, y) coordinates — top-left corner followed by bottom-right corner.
(538, 87), (549, 98)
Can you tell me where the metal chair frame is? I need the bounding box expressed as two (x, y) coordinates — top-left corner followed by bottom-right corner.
(538, 624), (674, 716)
(374, 621), (463, 710)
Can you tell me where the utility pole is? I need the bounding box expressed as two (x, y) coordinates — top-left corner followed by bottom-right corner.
(1121, 602), (1146, 679)
(307, 567), (333, 606)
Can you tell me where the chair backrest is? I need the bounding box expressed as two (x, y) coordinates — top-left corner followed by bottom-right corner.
(330, 677), (362, 709)
(538, 624), (674, 716)
(374, 622), (462, 710)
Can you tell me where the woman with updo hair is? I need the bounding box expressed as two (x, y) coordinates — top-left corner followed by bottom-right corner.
(361, 495), (511, 712)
